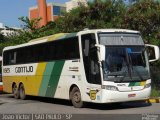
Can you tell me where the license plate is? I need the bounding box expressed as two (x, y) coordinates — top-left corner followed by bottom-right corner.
(128, 94), (136, 98)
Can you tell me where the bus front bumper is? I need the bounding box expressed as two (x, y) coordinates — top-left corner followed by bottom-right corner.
(101, 87), (151, 103)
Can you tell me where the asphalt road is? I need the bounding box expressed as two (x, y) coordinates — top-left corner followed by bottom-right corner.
(0, 94), (159, 120)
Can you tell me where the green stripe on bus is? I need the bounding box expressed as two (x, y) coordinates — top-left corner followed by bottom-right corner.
(129, 82), (140, 87)
(57, 33), (77, 40)
(65, 33), (77, 38)
(38, 62), (55, 96)
(45, 61), (65, 97)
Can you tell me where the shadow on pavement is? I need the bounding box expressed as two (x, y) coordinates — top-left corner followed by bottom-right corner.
(23, 96), (152, 110)
(85, 102), (152, 110)
(27, 95), (73, 107)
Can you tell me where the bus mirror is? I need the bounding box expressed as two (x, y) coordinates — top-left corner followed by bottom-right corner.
(145, 44), (160, 62)
(95, 44), (105, 61)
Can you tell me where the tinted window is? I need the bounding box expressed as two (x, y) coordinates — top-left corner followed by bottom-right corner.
(3, 37), (80, 65)
(81, 34), (101, 84)
(3, 51), (9, 65)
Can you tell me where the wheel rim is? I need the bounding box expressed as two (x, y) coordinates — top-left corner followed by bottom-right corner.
(13, 85), (17, 94)
(20, 86), (25, 98)
(73, 91), (81, 103)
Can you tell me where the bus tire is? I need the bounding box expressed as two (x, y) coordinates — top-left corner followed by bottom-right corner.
(19, 84), (26, 100)
(12, 84), (20, 99)
(70, 87), (84, 108)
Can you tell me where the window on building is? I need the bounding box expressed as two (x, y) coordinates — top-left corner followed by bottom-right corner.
(53, 6), (60, 16)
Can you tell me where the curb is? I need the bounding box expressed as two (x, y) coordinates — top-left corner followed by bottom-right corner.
(146, 98), (160, 103)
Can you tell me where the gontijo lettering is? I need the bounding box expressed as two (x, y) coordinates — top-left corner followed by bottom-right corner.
(15, 66), (33, 73)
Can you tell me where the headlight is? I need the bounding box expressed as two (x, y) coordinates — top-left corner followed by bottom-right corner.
(102, 85), (119, 91)
(144, 83), (151, 88)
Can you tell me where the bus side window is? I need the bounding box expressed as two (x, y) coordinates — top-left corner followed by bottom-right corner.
(16, 47), (27, 64)
(9, 51), (16, 65)
(3, 51), (9, 65)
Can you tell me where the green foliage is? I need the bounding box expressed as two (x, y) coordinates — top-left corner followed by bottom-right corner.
(19, 16), (41, 31)
(0, 32), (5, 43)
(151, 87), (160, 97)
(124, 0), (160, 44)
(56, 0), (126, 32)
(0, 17), (57, 54)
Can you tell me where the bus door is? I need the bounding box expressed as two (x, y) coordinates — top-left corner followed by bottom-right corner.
(81, 34), (102, 102)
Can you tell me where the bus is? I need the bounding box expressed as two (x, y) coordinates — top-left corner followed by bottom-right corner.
(2, 29), (159, 108)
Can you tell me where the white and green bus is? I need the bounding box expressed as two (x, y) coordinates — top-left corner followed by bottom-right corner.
(2, 29), (159, 108)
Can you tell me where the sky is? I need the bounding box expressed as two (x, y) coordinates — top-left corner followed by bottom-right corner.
(0, 0), (69, 28)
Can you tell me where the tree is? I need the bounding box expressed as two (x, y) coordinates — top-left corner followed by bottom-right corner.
(0, 32), (4, 42)
(123, 0), (160, 44)
(55, 0), (126, 32)
(19, 16), (41, 31)
(3, 0), (160, 46)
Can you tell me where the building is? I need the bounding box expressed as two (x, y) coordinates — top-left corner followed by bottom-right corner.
(29, 0), (66, 27)
(66, 0), (88, 12)
(0, 23), (20, 36)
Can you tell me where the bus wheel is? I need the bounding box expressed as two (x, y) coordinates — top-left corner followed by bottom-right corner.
(19, 84), (26, 100)
(70, 87), (84, 108)
(12, 84), (20, 99)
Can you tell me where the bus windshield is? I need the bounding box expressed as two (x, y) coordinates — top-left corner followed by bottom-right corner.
(102, 46), (150, 82)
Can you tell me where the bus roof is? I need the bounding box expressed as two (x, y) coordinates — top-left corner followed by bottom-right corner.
(29, 33), (77, 43)
(3, 29), (140, 51)
(77, 29), (140, 35)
